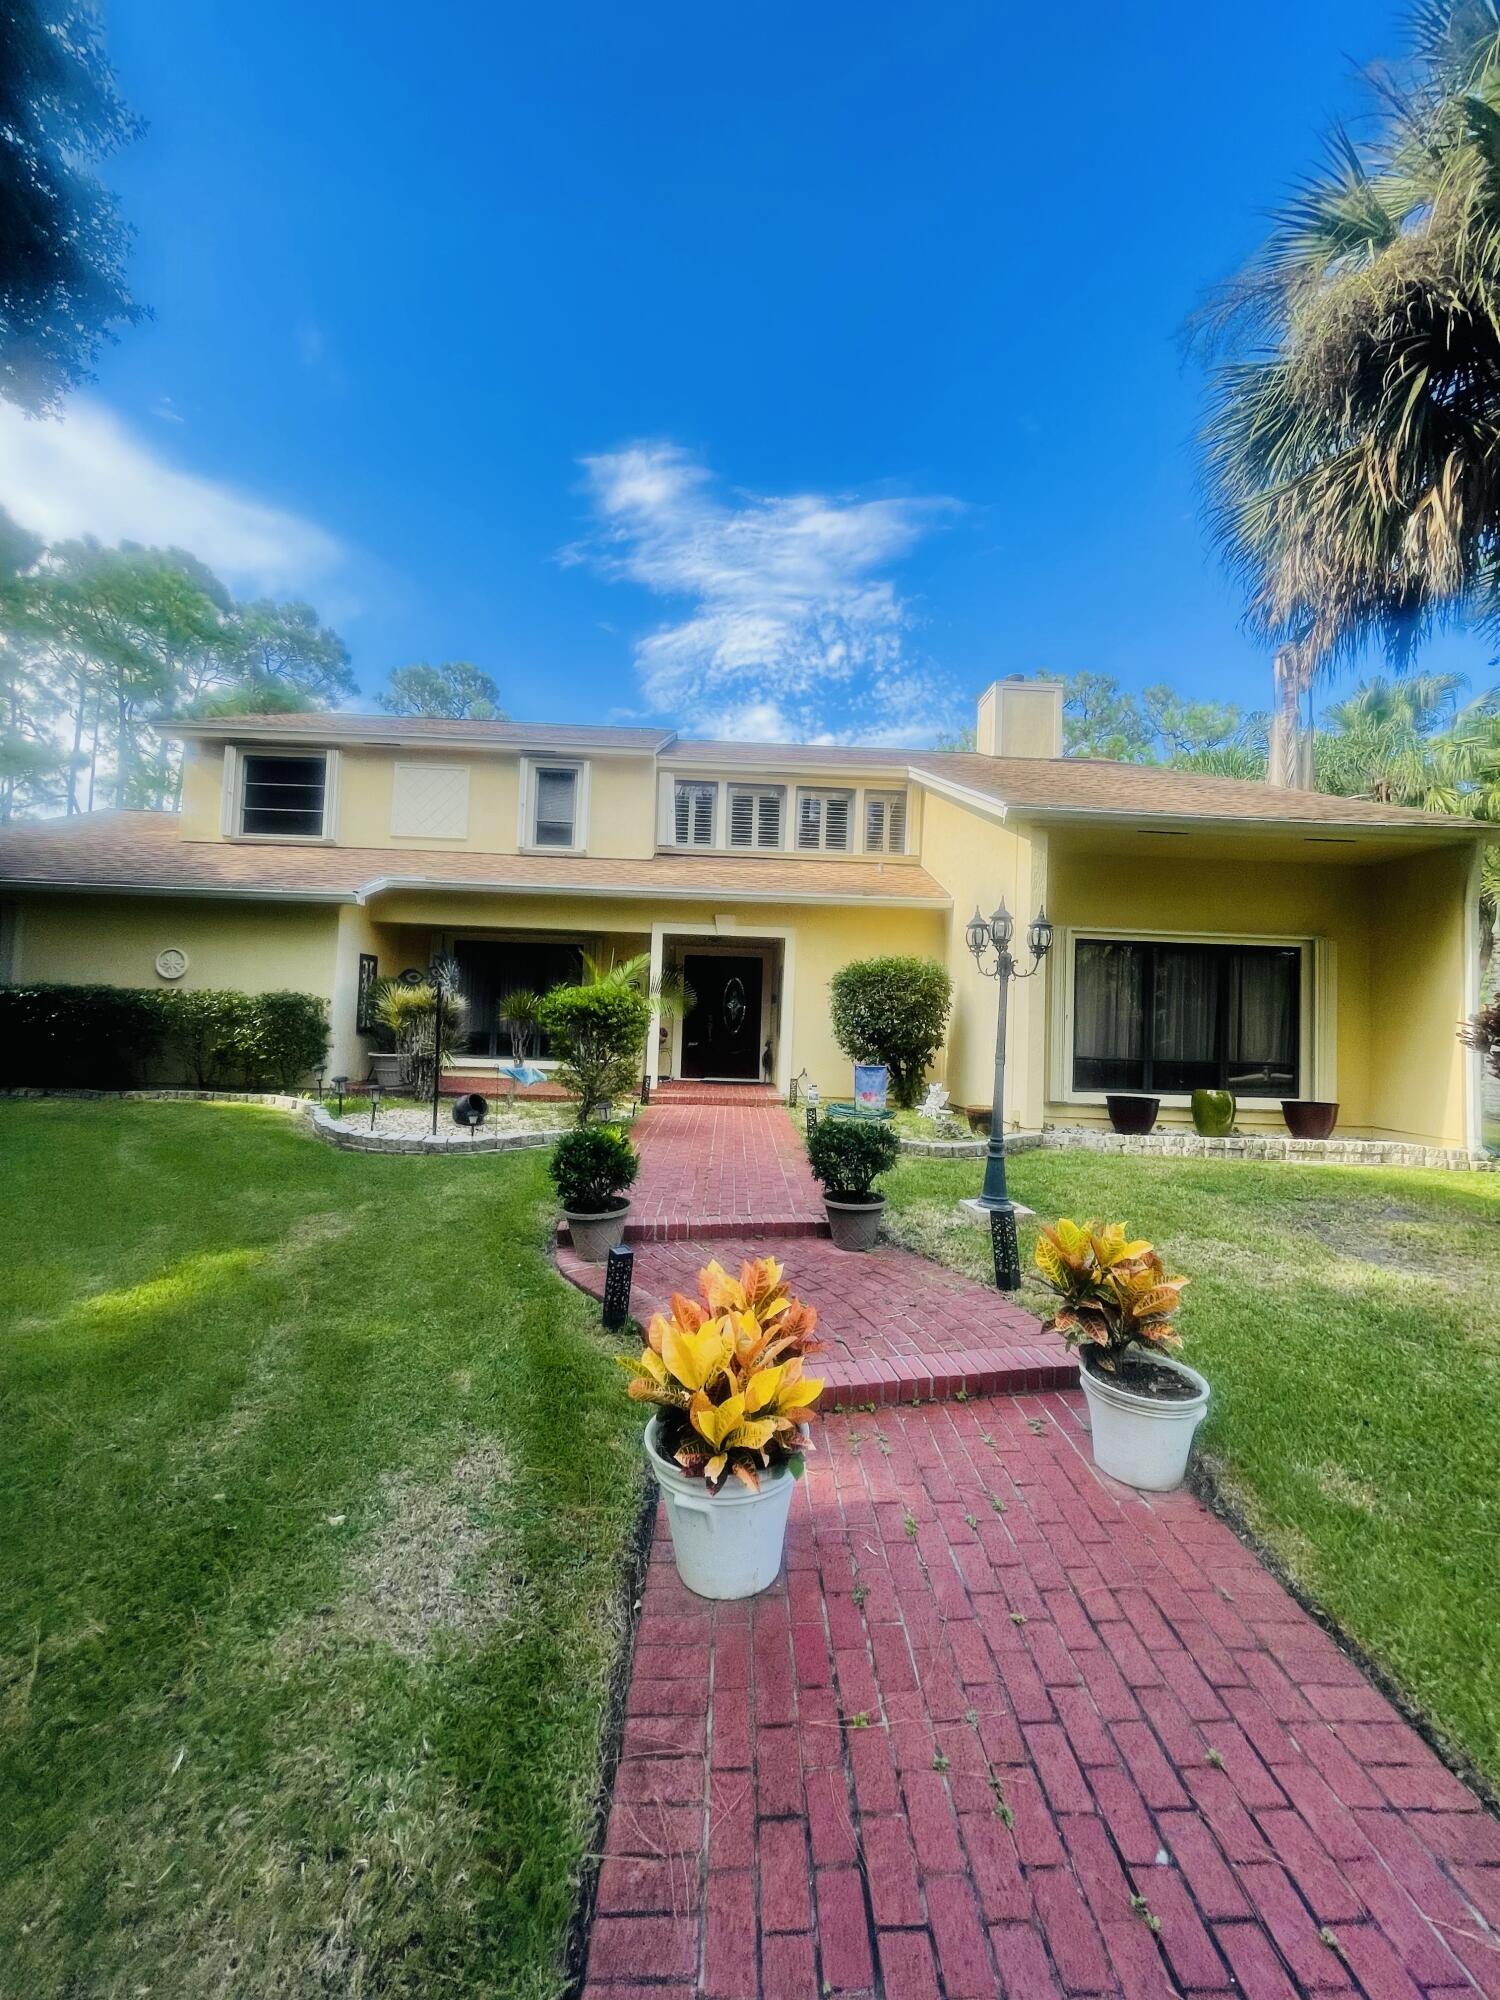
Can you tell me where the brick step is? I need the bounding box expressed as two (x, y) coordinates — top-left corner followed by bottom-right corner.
(623, 1214), (828, 1244)
(555, 1241), (1075, 1403)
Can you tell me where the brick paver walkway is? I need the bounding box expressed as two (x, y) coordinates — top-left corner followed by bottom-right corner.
(568, 1100), (1498, 1998)
(561, 1236), (1075, 1403)
(623, 1103), (827, 1241)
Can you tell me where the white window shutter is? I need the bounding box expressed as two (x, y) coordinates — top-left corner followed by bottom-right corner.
(674, 785), (691, 844)
(888, 792), (907, 852)
(797, 794), (821, 849)
(757, 790), (782, 847)
(729, 790), (755, 846)
(823, 794), (850, 850)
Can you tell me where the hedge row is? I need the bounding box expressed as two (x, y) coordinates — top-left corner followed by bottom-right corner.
(0, 985), (330, 1092)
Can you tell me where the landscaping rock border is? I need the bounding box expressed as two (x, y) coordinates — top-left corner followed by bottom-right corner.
(1041, 1122), (1494, 1172)
(0, 1087), (568, 1158)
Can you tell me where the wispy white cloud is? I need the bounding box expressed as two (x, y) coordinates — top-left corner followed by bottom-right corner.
(0, 397), (344, 595)
(570, 442), (960, 743)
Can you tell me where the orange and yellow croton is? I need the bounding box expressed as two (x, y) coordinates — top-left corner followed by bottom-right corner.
(620, 1255), (824, 1490)
(1033, 1219), (1188, 1371)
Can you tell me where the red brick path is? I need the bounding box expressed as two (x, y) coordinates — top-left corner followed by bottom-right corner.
(561, 1235), (1075, 1404)
(623, 1103), (827, 1242)
(586, 1398), (1499, 1999)
(572, 1100), (1497, 1998)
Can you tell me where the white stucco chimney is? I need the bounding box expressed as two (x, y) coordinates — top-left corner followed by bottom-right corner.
(975, 676), (1064, 759)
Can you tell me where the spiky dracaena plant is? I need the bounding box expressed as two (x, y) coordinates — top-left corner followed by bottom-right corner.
(1032, 1221), (1188, 1375)
(1198, 4), (1500, 686)
(619, 1256), (824, 1491)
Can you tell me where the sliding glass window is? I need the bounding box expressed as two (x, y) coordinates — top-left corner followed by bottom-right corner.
(1072, 938), (1301, 1096)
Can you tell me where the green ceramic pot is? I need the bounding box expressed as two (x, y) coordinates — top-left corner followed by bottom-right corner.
(1190, 1088), (1236, 1137)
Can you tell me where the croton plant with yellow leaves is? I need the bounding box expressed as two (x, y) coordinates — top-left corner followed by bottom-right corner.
(620, 1255), (824, 1491)
(1032, 1219), (1188, 1372)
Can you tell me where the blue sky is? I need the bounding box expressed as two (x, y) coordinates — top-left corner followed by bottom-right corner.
(3, 0), (1487, 743)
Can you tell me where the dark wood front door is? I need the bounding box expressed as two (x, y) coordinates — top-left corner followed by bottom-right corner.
(681, 954), (763, 1079)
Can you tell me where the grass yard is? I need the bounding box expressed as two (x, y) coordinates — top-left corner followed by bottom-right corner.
(883, 1147), (1500, 1789)
(0, 1100), (643, 2000)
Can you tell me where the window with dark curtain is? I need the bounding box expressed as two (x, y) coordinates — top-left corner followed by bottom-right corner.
(1073, 938), (1300, 1095)
(453, 939), (584, 1058)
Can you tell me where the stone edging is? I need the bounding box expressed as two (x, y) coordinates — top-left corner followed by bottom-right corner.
(0, 1087), (567, 1158)
(1041, 1123), (1494, 1173)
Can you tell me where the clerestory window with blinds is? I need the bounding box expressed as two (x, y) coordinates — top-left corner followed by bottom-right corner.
(728, 785), (784, 849)
(796, 788), (853, 852)
(673, 780), (717, 846)
(863, 790), (907, 854)
(531, 764), (580, 847)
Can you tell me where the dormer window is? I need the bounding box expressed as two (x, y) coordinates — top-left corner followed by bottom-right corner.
(864, 789), (907, 854)
(238, 752), (329, 839)
(728, 785), (784, 849)
(795, 787), (852, 852)
(524, 760), (587, 850)
(674, 780), (717, 846)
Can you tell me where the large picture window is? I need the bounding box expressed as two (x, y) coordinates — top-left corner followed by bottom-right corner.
(239, 753), (327, 838)
(1072, 937), (1301, 1097)
(453, 938), (584, 1059)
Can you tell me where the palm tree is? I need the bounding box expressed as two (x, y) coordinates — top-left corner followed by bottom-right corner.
(1199, 4), (1500, 694)
(580, 949), (696, 1080)
(1315, 673), (1500, 960)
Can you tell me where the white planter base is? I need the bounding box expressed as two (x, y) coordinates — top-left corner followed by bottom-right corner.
(644, 1419), (795, 1598)
(1078, 1354), (1209, 1491)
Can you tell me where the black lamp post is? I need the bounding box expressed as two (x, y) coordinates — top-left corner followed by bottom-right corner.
(401, 960), (459, 1135)
(965, 897), (1053, 1288)
(332, 1074), (348, 1118)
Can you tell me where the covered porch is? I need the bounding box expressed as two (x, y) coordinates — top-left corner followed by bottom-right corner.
(1035, 815), (1486, 1151)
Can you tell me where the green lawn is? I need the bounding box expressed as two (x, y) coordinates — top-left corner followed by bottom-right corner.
(883, 1147), (1500, 1788)
(0, 1101), (642, 2000)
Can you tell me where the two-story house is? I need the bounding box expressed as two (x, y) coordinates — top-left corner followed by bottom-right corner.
(0, 678), (1490, 1150)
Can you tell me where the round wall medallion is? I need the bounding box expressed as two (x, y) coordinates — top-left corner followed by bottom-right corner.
(155, 947), (189, 981)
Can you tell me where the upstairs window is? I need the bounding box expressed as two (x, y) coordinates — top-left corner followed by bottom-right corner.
(864, 790), (907, 854)
(673, 780), (717, 846)
(239, 752), (328, 838)
(728, 785), (784, 849)
(531, 765), (579, 847)
(1072, 937), (1301, 1097)
(796, 787), (853, 852)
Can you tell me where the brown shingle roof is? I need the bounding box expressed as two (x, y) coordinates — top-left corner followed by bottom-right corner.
(910, 752), (1495, 832)
(0, 811), (950, 907)
(161, 713), (674, 752)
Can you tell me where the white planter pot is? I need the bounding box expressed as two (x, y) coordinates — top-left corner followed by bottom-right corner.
(1078, 1353), (1210, 1491)
(644, 1418), (795, 1599)
(563, 1200), (631, 1263)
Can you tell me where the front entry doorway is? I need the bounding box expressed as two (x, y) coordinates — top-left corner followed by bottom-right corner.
(681, 953), (764, 1080)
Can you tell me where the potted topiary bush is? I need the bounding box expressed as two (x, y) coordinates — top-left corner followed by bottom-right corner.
(549, 1124), (639, 1261)
(1033, 1219), (1207, 1490)
(806, 1117), (901, 1251)
(620, 1256), (824, 1597)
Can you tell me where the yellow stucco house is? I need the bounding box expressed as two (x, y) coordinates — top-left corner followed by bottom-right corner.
(0, 678), (1490, 1150)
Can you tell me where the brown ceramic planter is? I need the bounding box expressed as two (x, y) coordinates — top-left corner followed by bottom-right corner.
(1281, 1099), (1339, 1141)
(1106, 1094), (1160, 1136)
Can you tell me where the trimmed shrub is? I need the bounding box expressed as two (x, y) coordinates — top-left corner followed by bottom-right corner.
(828, 956), (953, 1108)
(537, 981), (652, 1124)
(0, 984), (329, 1092)
(548, 1124), (639, 1214)
(806, 1117), (900, 1201)
(0, 984), (164, 1088)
